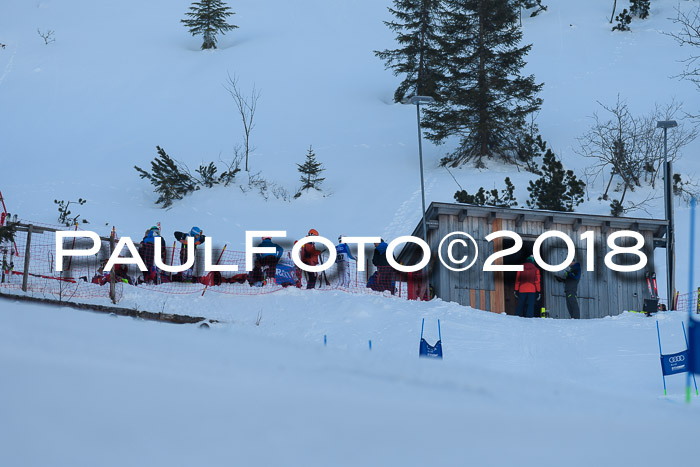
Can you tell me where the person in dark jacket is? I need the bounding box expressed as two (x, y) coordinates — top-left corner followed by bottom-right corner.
(514, 256), (541, 318)
(559, 258), (582, 319)
(371, 240), (395, 294)
(138, 226), (167, 283)
(249, 237), (284, 286)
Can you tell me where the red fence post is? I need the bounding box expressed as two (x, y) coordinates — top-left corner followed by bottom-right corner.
(109, 228), (116, 304)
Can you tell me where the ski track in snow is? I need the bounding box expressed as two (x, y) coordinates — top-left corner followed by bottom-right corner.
(385, 177), (438, 240)
(0, 47), (16, 87)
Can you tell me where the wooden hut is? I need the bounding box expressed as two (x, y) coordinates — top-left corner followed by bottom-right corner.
(398, 202), (668, 319)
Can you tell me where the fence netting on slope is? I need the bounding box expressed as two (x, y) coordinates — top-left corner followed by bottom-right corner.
(0, 220), (124, 302)
(674, 292), (700, 314)
(0, 220), (430, 303)
(108, 238), (425, 299)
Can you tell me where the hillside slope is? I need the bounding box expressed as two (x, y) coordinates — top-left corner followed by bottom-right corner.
(1, 297), (699, 466)
(0, 0), (699, 291)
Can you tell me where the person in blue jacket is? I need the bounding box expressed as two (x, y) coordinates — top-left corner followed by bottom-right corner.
(138, 225), (167, 283)
(249, 237), (283, 286)
(335, 235), (356, 287)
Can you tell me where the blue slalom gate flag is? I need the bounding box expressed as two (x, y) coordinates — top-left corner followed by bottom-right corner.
(419, 318), (442, 359)
(689, 318), (700, 375)
(657, 321), (699, 396)
(661, 350), (689, 376)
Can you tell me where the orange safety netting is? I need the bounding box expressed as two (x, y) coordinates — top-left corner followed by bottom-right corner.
(674, 291), (700, 314)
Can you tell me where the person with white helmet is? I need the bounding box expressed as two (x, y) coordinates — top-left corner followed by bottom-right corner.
(335, 235), (356, 287)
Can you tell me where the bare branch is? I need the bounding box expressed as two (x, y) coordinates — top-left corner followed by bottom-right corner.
(37, 29), (55, 45)
(577, 96), (698, 213)
(223, 72), (261, 172)
(667, 5), (700, 95)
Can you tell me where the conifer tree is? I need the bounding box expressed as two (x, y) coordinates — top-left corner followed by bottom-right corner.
(454, 177), (518, 207)
(375, 0), (445, 103)
(181, 1), (238, 50)
(629, 0), (650, 20)
(424, 0), (543, 168)
(517, 0), (547, 19)
(135, 146), (199, 208)
(527, 147), (585, 212)
(295, 146), (326, 197)
(612, 9), (632, 31)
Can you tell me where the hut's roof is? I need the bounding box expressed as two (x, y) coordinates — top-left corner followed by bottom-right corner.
(398, 202), (668, 262)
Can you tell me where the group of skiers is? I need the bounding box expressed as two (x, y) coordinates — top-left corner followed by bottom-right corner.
(246, 229), (396, 293)
(92, 225), (397, 293)
(514, 255), (581, 319)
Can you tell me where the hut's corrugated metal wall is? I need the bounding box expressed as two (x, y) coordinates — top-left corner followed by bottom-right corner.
(427, 212), (657, 319)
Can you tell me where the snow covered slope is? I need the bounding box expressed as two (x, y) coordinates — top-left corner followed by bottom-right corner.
(2, 2), (700, 464)
(1, 297), (699, 467)
(1, 1), (698, 238)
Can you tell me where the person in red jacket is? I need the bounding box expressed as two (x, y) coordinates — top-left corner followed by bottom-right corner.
(301, 229), (322, 289)
(515, 256), (541, 318)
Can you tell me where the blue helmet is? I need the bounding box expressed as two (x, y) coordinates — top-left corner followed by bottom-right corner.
(190, 226), (202, 237)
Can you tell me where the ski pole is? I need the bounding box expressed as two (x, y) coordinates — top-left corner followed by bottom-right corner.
(66, 222), (78, 272)
(686, 197), (696, 403)
(169, 241), (176, 280)
(682, 321), (699, 396)
(201, 244), (227, 296)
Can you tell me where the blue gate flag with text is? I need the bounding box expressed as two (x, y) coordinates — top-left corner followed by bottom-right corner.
(689, 318), (700, 375)
(419, 318), (443, 359)
(661, 350), (689, 376)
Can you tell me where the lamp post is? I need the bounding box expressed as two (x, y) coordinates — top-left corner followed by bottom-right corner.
(657, 120), (678, 310)
(402, 95), (435, 243)
(403, 95), (435, 299)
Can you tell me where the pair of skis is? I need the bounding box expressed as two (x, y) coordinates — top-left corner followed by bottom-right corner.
(646, 272), (659, 300)
(645, 271), (660, 316)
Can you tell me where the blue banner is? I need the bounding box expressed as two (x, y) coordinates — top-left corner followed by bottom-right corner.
(275, 263), (297, 286)
(419, 338), (443, 359)
(661, 350), (689, 376)
(689, 318), (700, 375)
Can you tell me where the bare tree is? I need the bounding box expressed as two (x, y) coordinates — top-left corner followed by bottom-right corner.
(668, 5), (700, 104)
(578, 97), (697, 214)
(223, 73), (261, 172)
(37, 29), (55, 45)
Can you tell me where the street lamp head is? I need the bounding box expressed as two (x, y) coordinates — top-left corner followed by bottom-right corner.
(402, 95), (436, 105)
(657, 120), (678, 129)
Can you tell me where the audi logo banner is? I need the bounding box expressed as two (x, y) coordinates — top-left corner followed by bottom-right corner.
(661, 350), (689, 376)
